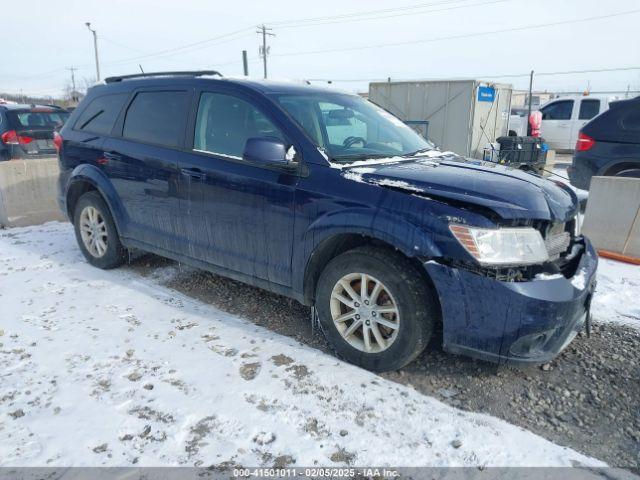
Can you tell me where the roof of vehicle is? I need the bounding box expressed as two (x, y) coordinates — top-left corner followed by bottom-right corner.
(581, 95), (640, 144)
(92, 72), (351, 96)
(539, 94), (617, 107)
(0, 103), (68, 111)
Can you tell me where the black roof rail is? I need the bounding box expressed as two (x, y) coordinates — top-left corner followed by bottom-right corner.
(104, 70), (223, 84)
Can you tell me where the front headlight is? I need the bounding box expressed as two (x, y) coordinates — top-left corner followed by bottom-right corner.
(450, 225), (549, 266)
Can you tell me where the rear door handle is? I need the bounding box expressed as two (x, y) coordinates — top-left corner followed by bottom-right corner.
(180, 167), (206, 179)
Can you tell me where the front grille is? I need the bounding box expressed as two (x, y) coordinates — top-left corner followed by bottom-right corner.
(545, 231), (571, 260)
(542, 221), (573, 261)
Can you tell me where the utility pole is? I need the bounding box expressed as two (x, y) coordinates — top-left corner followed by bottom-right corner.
(256, 24), (274, 79)
(66, 66), (78, 103)
(66, 67), (77, 92)
(242, 50), (249, 76)
(85, 22), (101, 81)
(526, 70), (534, 135)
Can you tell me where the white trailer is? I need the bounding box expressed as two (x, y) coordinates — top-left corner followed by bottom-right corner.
(368, 79), (513, 159)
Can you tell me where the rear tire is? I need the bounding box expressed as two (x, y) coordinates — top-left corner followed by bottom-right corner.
(315, 246), (437, 372)
(73, 191), (127, 269)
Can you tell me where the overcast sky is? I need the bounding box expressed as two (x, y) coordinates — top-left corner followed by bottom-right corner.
(2, 0), (639, 98)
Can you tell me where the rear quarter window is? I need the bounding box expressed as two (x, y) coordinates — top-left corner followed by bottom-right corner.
(74, 93), (129, 136)
(621, 108), (640, 132)
(122, 91), (190, 148)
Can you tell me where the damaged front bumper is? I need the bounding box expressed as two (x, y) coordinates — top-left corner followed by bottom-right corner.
(425, 237), (598, 365)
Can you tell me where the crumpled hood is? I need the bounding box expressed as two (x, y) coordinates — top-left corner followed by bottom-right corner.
(343, 157), (579, 222)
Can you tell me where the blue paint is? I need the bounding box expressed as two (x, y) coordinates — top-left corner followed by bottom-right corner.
(478, 86), (496, 103)
(57, 76), (597, 365)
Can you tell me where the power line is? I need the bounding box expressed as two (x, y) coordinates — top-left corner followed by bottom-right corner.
(273, 8), (640, 57)
(98, 27), (255, 67)
(274, 0), (510, 29)
(307, 66), (640, 84)
(269, 0), (483, 26)
(88, 0), (507, 69)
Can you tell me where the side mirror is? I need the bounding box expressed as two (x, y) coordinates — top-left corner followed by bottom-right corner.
(243, 137), (289, 166)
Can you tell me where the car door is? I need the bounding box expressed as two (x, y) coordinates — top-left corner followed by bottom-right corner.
(102, 88), (192, 252)
(176, 88), (299, 286)
(540, 99), (575, 149)
(572, 98), (602, 147)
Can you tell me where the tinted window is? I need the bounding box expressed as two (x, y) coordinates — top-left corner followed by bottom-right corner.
(123, 91), (190, 148)
(621, 108), (640, 132)
(75, 94), (128, 135)
(194, 92), (284, 158)
(541, 100), (574, 120)
(579, 99), (600, 120)
(8, 110), (69, 129)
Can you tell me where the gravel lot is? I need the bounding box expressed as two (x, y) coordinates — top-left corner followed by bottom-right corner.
(129, 255), (640, 470)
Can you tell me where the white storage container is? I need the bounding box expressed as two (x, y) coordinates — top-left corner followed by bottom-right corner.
(369, 79), (513, 159)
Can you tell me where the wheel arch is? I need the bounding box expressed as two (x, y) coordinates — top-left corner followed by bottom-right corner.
(66, 164), (127, 236)
(602, 160), (640, 177)
(300, 222), (442, 306)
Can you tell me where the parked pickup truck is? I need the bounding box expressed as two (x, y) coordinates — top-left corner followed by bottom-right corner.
(56, 71), (597, 372)
(539, 94), (613, 151)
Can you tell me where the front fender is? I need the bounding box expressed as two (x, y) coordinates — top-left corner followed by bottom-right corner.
(306, 207), (442, 257)
(67, 164), (128, 235)
(293, 207), (442, 298)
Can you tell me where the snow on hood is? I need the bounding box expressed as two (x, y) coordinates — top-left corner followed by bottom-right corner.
(329, 149), (455, 169)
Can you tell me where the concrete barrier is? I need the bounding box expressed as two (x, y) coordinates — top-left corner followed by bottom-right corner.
(582, 176), (640, 259)
(0, 158), (66, 228)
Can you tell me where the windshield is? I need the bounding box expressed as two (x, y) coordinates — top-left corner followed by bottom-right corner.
(8, 109), (70, 129)
(275, 92), (433, 162)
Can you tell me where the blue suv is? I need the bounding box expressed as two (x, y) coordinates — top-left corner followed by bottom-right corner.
(57, 71), (597, 372)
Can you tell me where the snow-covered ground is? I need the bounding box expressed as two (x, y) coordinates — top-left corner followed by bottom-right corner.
(0, 222), (631, 467)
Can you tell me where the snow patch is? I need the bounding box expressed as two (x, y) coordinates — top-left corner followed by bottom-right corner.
(571, 267), (588, 290)
(534, 273), (564, 281)
(0, 222), (607, 467)
(370, 178), (425, 193)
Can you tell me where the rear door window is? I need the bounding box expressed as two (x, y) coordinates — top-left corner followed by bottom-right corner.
(75, 94), (128, 135)
(579, 99), (601, 120)
(122, 91), (190, 148)
(541, 100), (574, 120)
(193, 92), (284, 159)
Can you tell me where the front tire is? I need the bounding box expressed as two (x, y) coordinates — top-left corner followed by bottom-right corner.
(73, 191), (127, 269)
(315, 246), (437, 372)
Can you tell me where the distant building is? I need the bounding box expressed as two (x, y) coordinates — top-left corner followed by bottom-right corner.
(65, 90), (85, 108)
(511, 90), (553, 109)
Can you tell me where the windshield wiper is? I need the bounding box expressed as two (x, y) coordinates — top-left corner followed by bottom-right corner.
(331, 153), (392, 163)
(403, 147), (434, 157)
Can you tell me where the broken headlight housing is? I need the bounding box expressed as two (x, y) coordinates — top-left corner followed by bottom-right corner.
(449, 225), (549, 266)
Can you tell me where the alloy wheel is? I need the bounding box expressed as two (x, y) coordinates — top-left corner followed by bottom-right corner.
(329, 272), (400, 353)
(79, 206), (108, 258)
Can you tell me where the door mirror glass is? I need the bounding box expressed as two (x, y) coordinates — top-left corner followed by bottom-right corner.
(243, 137), (289, 166)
